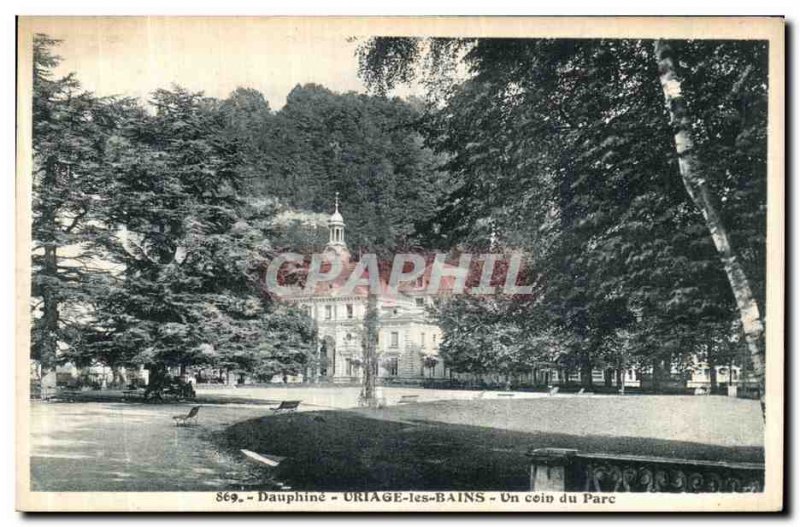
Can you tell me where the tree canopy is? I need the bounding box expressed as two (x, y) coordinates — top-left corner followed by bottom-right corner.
(358, 37), (767, 389)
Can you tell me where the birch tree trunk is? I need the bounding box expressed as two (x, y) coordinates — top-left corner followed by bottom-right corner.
(653, 40), (766, 417)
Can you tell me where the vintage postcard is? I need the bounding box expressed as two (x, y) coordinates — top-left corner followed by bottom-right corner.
(16, 16), (784, 512)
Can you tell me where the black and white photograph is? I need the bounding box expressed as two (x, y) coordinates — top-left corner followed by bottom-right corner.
(14, 16), (784, 512)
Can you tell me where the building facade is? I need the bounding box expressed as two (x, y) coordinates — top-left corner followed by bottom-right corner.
(282, 198), (753, 392)
(283, 197), (446, 383)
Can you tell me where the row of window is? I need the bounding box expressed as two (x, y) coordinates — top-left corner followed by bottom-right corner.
(385, 331), (437, 348)
(342, 357), (436, 377)
(336, 330), (439, 349)
(305, 298), (430, 319)
(302, 303), (356, 320)
(699, 368), (739, 379)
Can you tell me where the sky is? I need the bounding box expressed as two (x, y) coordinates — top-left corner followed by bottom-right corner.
(22, 17), (422, 108)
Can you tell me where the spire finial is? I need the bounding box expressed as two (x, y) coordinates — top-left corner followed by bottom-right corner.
(334, 192), (340, 213)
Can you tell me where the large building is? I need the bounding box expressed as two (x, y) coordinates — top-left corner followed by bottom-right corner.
(281, 198), (757, 394)
(37, 198), (754, 395)
(283, 196), (447, 382)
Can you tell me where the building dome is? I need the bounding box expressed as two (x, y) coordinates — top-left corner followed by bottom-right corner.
(328, 192), (345, 225)
(329, 209), (344, 225)
(325, 192), (349, 260)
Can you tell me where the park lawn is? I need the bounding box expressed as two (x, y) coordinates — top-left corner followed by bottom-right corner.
(30, 402), (273, 491)
(218, 396), (763, 491)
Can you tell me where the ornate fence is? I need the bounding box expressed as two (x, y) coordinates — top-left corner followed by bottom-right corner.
(527, 448), (764, 493)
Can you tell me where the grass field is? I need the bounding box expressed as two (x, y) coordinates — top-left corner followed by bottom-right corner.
(219, 396), (763, 491)
(30, 402), (269, 491)
(29, 390), (763, 491)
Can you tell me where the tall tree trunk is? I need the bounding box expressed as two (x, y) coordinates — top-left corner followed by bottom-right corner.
(708, 354), (718, 394)
(40, 243), (59, 372)
(34, 155), (61, 376)
(360, 293), (379, 407)
(580, 357), (593, 389)
(652, 358), (661, 392)
(653, 40), (766, 417)
(707, 328), (718, 394)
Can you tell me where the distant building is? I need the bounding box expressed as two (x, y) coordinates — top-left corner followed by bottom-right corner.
(281, 197), (755, 393)
(283, 195), (448, 382)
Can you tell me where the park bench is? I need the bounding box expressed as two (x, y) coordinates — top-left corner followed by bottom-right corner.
(497, 392), (515, 398)
(173, 406), (200, 426)
(398, 395), (419, 404)
(271, 400), (301, 413)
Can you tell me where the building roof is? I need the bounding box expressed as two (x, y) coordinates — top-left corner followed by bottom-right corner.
(282, 257), (462, 302)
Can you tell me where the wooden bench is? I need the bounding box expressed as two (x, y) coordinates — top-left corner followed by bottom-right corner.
(271, 400), (301, 413)
(398, 395), (419, 404)
(173, 406), (200, 426)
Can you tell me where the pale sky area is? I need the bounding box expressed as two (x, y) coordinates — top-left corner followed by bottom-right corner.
(22, 17), (424, 108)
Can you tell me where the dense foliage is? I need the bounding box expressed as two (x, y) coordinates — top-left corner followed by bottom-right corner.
(358, 38), (767, 389)
(31, 36), (316, 381)
(219, 84), (445, 255)
(31, 32), (769, 399)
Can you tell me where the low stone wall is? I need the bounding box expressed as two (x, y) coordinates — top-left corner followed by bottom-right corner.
(527, 448), (764, 493)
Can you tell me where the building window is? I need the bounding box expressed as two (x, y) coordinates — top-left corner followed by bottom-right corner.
(346, 333), (352, 341)
(415, 297), (424, 307)
(346, 304), (353, 319)
(421, 332), (426, 347)
(325, 305), (332, 320)
(390, 331), (399, 348)
(416, 276), (424, 288)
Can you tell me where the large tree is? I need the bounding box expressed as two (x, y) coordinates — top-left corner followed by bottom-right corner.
(653, 39), (766, 412)
(358, 38), (767, 400)
(86, 86), (308, 377)
(31, 34), (131, 373)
